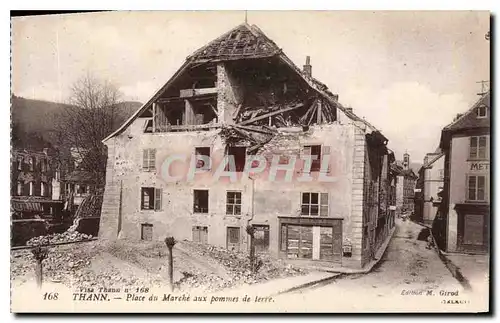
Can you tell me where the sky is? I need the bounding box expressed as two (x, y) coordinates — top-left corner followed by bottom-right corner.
(11, 11), (490, 162)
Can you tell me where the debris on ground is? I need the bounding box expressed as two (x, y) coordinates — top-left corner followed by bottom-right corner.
(26, 231), (93, 246)
(12, 238), (307, 292)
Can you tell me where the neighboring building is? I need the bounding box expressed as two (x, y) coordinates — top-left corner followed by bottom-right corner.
(414, 149), (445, 225)
(99, 23), (394, 270)
(10, 148), (63, 219)
(63, 170), (99, 209)
(393, 153), (418, 216)
(437, 91), (490, 254)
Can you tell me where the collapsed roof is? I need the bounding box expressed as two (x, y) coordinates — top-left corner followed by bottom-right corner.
(104, 23), (386, 144)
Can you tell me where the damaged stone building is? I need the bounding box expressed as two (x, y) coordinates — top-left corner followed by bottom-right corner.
(99, 23), (394, 270)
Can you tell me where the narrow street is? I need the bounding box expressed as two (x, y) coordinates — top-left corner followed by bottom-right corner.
(275, 218), (468, 312)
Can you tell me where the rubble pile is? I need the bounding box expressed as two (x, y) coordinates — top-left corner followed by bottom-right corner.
(26, 231), (93, 246)
(177, 242), (307, 290)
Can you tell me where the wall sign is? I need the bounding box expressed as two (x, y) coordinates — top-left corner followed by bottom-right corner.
(469, 161), (489, 172)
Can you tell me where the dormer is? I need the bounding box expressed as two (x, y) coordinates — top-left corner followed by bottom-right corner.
(477, 103), (487, 118)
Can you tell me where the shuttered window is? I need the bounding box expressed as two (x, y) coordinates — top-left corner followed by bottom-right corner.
(142, 149), (156, 171)
(141, 187), (162, 211)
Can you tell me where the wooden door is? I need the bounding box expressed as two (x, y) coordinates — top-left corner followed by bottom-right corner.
(141, 224), (153, 241)
(226, 227), (240, 251)
(254, 225), (270, 254)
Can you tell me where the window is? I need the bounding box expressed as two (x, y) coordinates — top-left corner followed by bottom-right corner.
(17, 157), (23, 171)
(477, 104), (487, 118)
(41, 182), (48, 197)
(469, 136), (488, 159)
(192, 226), (208, 244)
(29, 181), (35, 196)
(467, 175), (487, 202)
(76, 184), (87, 196)
(29, 157), (35, 171)
(303, 145), (321, 172)
(193, 189), (209, 213)
(301, 192), (329, 216)
(144, 119), (153, 133)
(226, 146), (246, 172)
(41, 159), (47, 173)
(226, 191), (242, 215)
(141, 187), (162, 211)
(195, 147), (211, 170)
(142, 149), (156, 172)
(17, 181), (23, 196)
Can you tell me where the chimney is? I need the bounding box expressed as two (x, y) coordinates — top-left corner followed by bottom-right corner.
(303, 56), (312, 77)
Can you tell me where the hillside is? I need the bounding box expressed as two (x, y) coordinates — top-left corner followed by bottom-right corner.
(11, 96), (142, 148)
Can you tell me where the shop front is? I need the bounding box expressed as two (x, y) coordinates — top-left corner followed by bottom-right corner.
(278, 216), (342, 263)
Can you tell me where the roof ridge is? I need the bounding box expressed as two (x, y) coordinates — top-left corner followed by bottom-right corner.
(443, 90), (490, 131)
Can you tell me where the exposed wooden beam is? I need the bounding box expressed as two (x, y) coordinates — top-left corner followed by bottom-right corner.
(156, 93), (216, 104)
(238, 103), (304, 126)
(180, 87), (218, 98)
(316, 99), (322, 124)
(234, 124), (276, 135)
(233, 103), (242, 121)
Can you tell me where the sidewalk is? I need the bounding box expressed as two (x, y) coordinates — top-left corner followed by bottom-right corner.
(445, 253), (490, 295)
(412, 219), (490, 294)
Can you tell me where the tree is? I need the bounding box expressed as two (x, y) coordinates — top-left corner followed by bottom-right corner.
(53, 74), (125, 187)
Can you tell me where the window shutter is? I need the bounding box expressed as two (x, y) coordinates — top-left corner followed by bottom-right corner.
(302, 146), (312, 172)
(320, 193), (329, 216)
(149, 149), (156, 171)
(322, 145), (331, 173)
(154, 188), (162, 211)
(143, 150), (149, 171)
(141, 188), (145, 209)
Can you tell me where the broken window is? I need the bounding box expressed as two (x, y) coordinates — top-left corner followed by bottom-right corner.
(17, 157), (23, 171)
(301, 192), (329, 216)
(29, 181), (35, 196)
(303, 145), (321, 172)
(144, 119), (153, 133)
(17, 181), (23, 196)
(29, 157), (35, 172)
(141, 187), (162, 211)
(193, 189), (209, 213)
(142, 149), (156, 172)
(226, 146), (246, 172)
(226, 191), (242, 215)
(195, 147), (211, 170)
(41, 182), (48, 197)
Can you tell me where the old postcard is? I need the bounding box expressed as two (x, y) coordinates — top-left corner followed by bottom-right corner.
(10, 10), (490, 313)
